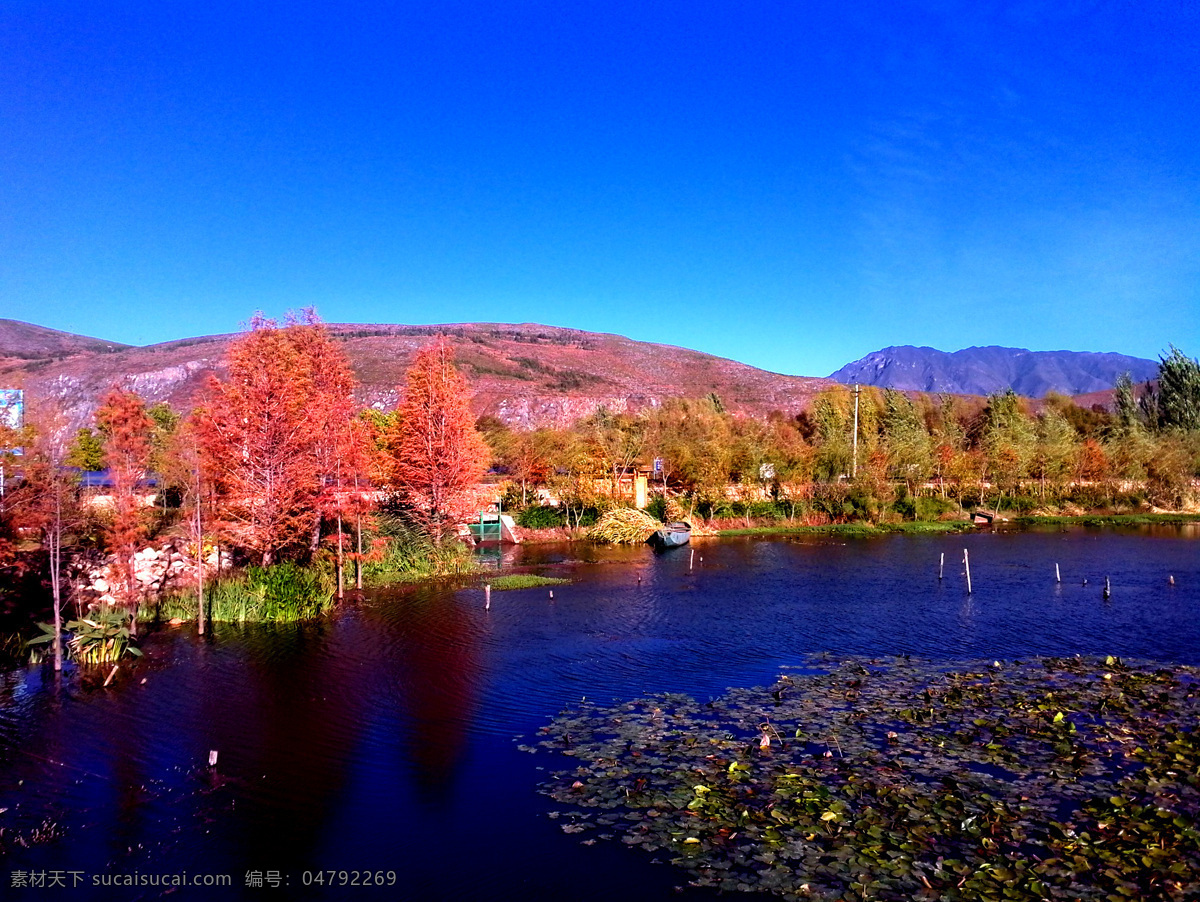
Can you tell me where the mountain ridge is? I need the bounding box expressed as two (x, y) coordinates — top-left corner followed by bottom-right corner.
(2, 320), (1161, 430)
(829, 345), (1158, 398)
(0, 319), (833, 430)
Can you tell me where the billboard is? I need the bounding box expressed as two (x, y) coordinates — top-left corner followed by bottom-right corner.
(1, 389), (23, 454)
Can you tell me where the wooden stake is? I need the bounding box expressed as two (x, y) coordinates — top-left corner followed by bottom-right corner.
(1104, 576), (1111, 599)
(690, 549), (695, 570)
(549, 590), (554, 599)
(484, 584), (491, 610)
(938, 552), (944, 580)
(963, 549), (972, 595)
(1169, 575), (1175, 586)
(103, 665), (119, 688)
(208, 750), (219, 767)
(1055, 563), (1061, 583)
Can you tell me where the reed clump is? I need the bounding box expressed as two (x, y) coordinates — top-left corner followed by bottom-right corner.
(151, 562), (333, 624)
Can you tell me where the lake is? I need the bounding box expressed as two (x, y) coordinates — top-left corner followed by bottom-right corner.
(1, 527), (1198, 899)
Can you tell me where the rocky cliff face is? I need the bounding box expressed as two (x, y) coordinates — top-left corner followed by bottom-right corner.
(1, 320), (833, 430)
(829, 345), (1158, 398)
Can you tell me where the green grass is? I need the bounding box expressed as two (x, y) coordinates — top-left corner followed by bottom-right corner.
(360, 518), (481, 585)
(1011, 512), (1200, 528)
(717, 521), (973, 538)
(144, 562), (334, 624)
(486, 574), (570, 591)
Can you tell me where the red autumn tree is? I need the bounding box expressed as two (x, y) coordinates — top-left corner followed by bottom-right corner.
(96, 387), (155, 620)
(12, 396), (80, 671)
(194, 312), (360, 567)
(389, 337), (490, 541)
(288, 313), (365, 557)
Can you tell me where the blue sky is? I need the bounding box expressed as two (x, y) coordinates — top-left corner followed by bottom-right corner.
(2, 1), (1197, 377)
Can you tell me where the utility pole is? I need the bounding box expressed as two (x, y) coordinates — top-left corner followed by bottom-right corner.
(851, 383), (860, 479)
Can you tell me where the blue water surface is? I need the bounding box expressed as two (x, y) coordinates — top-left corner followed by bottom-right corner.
(1, 527), (1197, 900)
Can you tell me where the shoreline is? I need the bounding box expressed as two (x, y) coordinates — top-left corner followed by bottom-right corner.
(517, 511), (1200, 544)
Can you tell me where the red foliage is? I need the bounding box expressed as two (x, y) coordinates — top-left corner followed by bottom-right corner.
(194, 313), (361, 566)
(388, 337), (490, 541)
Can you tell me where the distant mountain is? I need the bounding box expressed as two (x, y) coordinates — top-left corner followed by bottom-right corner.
(829, 346), (1159, 398)
(0, 321), (834, 430)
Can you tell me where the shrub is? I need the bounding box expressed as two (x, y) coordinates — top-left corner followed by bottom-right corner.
(516, 505), (567, 529)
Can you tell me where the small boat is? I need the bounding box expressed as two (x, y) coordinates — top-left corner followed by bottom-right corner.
(648, 521), (691, 549)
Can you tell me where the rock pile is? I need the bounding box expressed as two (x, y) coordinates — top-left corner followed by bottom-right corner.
(75, 541), (230, 606)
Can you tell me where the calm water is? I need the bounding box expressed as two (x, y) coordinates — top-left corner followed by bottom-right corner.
(1, 528), (1198, 900)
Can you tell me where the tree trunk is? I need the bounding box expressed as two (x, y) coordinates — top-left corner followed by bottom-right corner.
(336, 508), (344, 600)
(49, 499), (63, 672)
(196, 475), (205, 636)
(309, 513), (322, 558)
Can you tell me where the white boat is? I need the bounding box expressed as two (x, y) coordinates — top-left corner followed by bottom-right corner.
(648, 521), (691, 549)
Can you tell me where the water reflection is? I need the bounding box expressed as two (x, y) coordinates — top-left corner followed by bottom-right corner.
(376, 586), (482, 798)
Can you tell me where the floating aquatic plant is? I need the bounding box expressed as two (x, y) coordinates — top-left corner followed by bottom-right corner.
(527, 655), (1200, 900)
(487, 574), (571, 591)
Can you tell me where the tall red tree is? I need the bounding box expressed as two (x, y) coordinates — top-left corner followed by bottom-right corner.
(291, 315), (371, 594)
(13, 397), (79, 670)
(96, 387), (154, 621)
(389, 337), (489, 541)
(194, 313), (360, 566)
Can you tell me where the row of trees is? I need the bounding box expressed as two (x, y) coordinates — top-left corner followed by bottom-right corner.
(478, 349), (1200, 519)
(0, 312), (490, 661)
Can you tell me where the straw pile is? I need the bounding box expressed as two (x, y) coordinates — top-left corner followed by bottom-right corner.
(587, 508), (662, 544)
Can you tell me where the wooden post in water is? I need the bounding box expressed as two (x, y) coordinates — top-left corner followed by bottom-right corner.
(1056, 563), (1061, 583)
(1170, 575), (1175, 586)
(208, 750), (219, 768)
(963, 549), (972, 595)
(485, 584), (491, 610)
(549, 590), (554, 599)
(1104, 576), (1111, 599)
(196, 467), (205, 636)
(690, 549), (695, 570)
(938, 552), (944, 580)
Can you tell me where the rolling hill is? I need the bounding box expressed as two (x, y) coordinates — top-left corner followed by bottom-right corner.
(0, 321), (834, 430)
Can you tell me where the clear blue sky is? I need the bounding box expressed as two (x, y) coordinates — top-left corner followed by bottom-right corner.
(2, 1), (1197, 377)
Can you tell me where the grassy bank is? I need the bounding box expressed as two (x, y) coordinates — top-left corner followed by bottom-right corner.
(141, 520), (482, 625)
(1009, 512), (1200, 528)
(714, 512), (1200, 538)
(143, 562), (334, 624)
(716, 521), (975, 538)
(360, 518), (480, 585)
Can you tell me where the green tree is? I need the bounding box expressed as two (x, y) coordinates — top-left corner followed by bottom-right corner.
(65, 427), (106, 471)
(582, 406), (646, 501)
(881, 390), (931, 493)
(1033, 410), (1077, 501)
(1113, 372), (1140, 432)
(982, 390), (1036, 505)
(1153, 345), (1200, 432)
